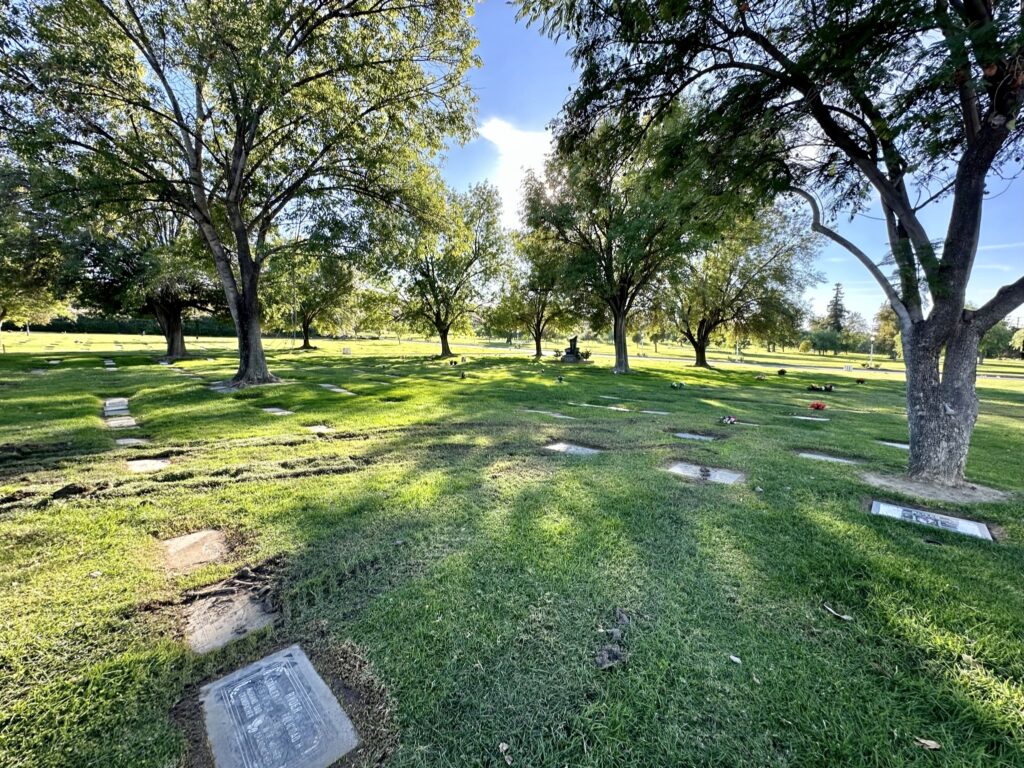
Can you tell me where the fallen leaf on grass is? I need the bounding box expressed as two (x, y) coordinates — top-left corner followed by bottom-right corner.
(823, 603), (853, 621)
(915, 737), (941, 750)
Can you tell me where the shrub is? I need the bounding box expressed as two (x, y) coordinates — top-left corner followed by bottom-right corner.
(778, 369), (787, 376)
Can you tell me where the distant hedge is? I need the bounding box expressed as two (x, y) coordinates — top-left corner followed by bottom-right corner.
(20, 315), (238, 336)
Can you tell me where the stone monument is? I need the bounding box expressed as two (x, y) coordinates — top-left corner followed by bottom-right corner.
(562, 336), (582, 363)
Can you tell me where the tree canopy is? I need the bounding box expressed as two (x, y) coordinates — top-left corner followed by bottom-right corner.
(2, 0), (478, 382)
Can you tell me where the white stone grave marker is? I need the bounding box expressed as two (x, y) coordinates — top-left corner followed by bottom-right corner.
(797, 452), (861, 465)
(665, 461), (744, 485)
(544, 441), (601, 456)
(869, 500), (992, 541)
(200, 645), (358, 768)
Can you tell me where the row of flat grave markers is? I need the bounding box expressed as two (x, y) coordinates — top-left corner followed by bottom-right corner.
(103, 358), (118, 371)
(154, 529), (361, 766)
(103, 398), (158, 456)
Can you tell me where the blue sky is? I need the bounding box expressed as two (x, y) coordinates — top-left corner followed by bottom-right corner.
(442, 1), (1024, 326)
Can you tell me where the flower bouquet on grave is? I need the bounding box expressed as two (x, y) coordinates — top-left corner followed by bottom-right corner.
(671, 381), (686, 389)
(755, 374), (766, 380)
(720, 415), (737, 424)
(809, 401), (827, 410)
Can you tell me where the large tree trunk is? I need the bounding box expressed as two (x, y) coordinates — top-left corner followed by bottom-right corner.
(692, 342), (709, 367)
(438, 325), (453, 357)
(903, 321), (980, 485)
(230, 267), (275, 385)
(300, 319), (313, 349)
(151, 300), (187, 359)
(534, 333), (543, 358)
(612, 310), (629, 373)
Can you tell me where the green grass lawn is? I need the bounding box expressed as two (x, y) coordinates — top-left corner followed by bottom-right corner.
(1, 333), (1022, 767)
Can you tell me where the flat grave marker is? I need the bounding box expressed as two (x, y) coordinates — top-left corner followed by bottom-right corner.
(261, 407), (294, 416)
(106, 415), (138, 429)
(544, 441), (601, 457)
(305, 425), (334, 434)
(200, 645), (358, 768)
(869, 500), (992, 541)
(185, 590), (277, 654)
(115, 437), (151, 447)
(318, 384), (355, 396)
(163, 530), (227, 575)
(568, 402), (630, 412)
(523, 409), (576, 420)
(674, 432), (716, 442)
(797, 451), (861, 465)
(877, 440), (910, 450)
(791, 415), (830, 422)
(666, 461), (745, 485)
(640, 409), (670, 416)
(127, 458), (170, 473)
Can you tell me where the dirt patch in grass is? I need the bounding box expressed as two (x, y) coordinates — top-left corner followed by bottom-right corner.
(860, 471), (1012, 504)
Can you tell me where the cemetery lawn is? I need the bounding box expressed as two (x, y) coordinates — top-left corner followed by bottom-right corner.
(1, 333), (1023, 767)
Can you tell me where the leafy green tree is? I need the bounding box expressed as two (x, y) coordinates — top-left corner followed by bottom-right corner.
(825, 283), (847, 333)
(263, 240), (355, 349)
(873, 303), (901, 359)
(520, 0), (1024, 483)
(3, 0), (476, 384)
(489, 231), (577, 357)
(522, 124), (699, 373)
(382, 183), (506, 357)
(1012, 328), (1024, 359)
(662, 204), (819, 367)
(0, 165), (68, 345)
(809, 327), (842, 357)
(73, 211), (222, 358)
(745, 296), (806, 353)
(979, 321), (1014, 362)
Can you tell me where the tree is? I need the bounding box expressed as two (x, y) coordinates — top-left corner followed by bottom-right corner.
(978, 320), (1014, 362)
(520, 0), (1024, 486)
(522, 124), (697, 373)
(662, 204), (820, 367)
(874, 303), (901, 359)
(73, 211), (221, 358)
(489, 231), (577, 357)
(1012, 328), (1024, 359)
(0, 164), (68, 344)
(746, 296), (806, 353)
(263, 239), (355, 350)
(3, 0), (476, 385)
(383, 183), (505, 357)
(825, 283), (847, 333)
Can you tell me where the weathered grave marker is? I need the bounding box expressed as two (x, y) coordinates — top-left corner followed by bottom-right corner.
(261, 407), (294, 416)
(127, 458), (170, 473)
(791, 415), (830, 422)
(200, 645), (359, 768)
(106, 415), (138, 429)
(665, 461), (745, 485)
(544, 441), (601, 456)
(869, 500), (992, 541)
(797, 452), (861, 465)
(877, 440), (910, 450)
(674, 432), (715, 442)
(640, 410), (670, 416)
(185, 591), (277, 654)
(163, 530), (227, 575)
(115, 437), (151, 447)
(305, 425), (334, 434)
(523, 409), (576, 420)
(318, 384), (355, 396)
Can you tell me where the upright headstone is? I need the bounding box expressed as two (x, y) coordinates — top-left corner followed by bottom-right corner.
(200, 645), (359, 768)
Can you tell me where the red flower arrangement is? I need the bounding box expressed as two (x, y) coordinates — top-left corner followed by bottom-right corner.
(809, 401), (827, 410)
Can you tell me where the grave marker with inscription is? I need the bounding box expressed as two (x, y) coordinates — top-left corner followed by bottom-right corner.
(201, 645), (358, 768)
(869, 500), (992, 541)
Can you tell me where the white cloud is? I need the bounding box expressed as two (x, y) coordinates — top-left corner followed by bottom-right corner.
(477, 117), (553, 229)
(977, 241), (1024, 251)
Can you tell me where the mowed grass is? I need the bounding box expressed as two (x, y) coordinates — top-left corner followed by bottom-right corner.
(0, 333), (1022, 767)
